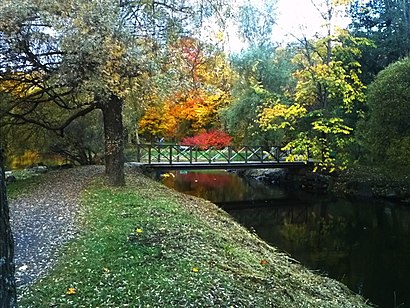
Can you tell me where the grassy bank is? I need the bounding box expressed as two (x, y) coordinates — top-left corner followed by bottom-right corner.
(19, 171), (371, 307)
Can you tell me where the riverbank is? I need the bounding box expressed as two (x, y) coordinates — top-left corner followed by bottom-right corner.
(240, 165), (410, 203)
(331, 165), (410, 202)
(17, 168), (371, 307)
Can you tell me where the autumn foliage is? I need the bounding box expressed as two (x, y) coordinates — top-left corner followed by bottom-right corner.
(138, 90), (228, 140)
(138, 36), (232, 142)
(180, 130), (232, 149)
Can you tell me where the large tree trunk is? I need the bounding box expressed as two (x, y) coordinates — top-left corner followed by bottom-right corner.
(101, 95), (125, 186)
(0, 149), (17, 307)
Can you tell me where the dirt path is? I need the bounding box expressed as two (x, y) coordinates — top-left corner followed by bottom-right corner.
(9, 166), (104, 287)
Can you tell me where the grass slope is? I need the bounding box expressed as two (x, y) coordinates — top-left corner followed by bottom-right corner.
(19, 171), (371, 307)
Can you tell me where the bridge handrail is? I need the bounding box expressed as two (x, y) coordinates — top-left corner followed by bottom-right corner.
(135, 144), (310, 165)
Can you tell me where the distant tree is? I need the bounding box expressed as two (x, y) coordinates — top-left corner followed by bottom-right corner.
(138, 37), (233, 141)
(48, 113), (104, 165)
(349, 0), (410, 83)
(237, 0), (278, 48)
(361, 57), (410, 166)
(258, 0), (369, 171)
(221, 46), (295, 145)
(1, 110), (103, 167)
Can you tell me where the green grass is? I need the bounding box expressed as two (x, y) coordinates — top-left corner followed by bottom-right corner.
(19, 172), (371, 307)
(6, 172), (43, 200)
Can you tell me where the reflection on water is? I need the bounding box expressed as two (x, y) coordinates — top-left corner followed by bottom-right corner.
(161, 170), (287, 203)
(162, 170), (410, 308)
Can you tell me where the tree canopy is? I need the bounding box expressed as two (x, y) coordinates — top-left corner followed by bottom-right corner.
(349, 0), (410, 82)
(0, 0), (229, 185)
(256, 1), (368, 171)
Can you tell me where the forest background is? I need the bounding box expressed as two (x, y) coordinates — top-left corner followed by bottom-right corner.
(1, 0), (410, 185)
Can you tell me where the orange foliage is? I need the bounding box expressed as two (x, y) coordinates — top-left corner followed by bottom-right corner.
(138, 89), (227, 140)
(138, 105), (178, 140)
(138, 36), (232, 141)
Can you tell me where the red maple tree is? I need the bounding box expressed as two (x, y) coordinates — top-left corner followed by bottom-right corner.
(180, 130), (232, 149)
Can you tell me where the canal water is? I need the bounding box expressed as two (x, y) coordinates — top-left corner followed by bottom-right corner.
(161, 170), (410, 308)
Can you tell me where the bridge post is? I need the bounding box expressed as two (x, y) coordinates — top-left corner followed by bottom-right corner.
(148, 145), (152, 164)
(228, 147), (232, 163)
(176, 145), (180, 162)
(136, 144), (141, 162)
(169, 146), (173, 164)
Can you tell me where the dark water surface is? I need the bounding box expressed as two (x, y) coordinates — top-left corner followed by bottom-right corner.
(161, 170), (410, 308)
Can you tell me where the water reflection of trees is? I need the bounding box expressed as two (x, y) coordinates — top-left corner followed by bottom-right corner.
(229, 203), (352, 258)
(162, 171), (285, 203)
(228, 200), (410, 305)
(280, 215), (350, 257)
(163, 171), (246, 202)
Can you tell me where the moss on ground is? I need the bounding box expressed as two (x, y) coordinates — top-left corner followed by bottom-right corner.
(19, 171), (372, 307)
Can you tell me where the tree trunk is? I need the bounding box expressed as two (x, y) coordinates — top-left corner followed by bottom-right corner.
(0, 149), (17, 307)
(101, 95), (125, 186)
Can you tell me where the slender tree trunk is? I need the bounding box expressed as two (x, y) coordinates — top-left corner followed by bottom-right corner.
(0, 149), (17, 307)
(135, 129), (140, 145)
(101, 95), (125, 186)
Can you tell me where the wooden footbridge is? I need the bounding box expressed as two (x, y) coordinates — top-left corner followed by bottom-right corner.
(135, 144), (312, 170)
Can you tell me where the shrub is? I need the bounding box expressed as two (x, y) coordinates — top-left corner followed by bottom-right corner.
(180, 130), (232, 150)
(363, 57), (410, 166)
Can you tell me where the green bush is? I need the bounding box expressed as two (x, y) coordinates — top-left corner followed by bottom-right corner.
(386, 137), (410, 165)
(362, 57), (410, 166)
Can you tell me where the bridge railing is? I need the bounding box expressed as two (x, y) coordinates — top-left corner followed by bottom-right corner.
(135, 144), (307, 165)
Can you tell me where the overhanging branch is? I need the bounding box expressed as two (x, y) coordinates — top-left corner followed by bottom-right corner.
(7, 103), (98, 136)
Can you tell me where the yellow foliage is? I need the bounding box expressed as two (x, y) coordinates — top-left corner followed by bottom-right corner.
(138, 107), (165, 137)
(258, 103), (307, 131)
(10, 151), (40, 169)
(332, 0), (353, 5)
(0, 73), (43, 99)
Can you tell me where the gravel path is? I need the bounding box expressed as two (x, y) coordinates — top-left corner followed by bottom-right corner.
(9, 166), (104, 287)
